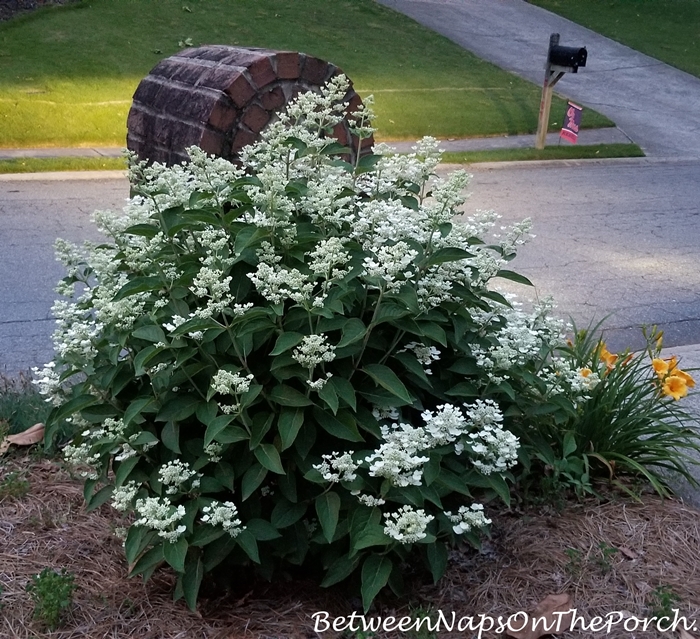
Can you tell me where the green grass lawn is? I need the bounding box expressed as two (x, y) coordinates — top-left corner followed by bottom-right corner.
(442, 143), (644, 164)
(0, 0), (613, 148)
(530, 0), (700, 78)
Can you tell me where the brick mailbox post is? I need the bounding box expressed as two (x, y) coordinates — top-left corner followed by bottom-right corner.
(127, 45), (373, 165)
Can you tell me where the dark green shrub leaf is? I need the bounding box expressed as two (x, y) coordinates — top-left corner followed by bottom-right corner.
(496, 269), (533, 286)
(163, 537), (188, 573)
(426, 542), (449, 583)
(278, 408), (305, 451)
(362, 364), (413, 404)
(313, 407), (364, 442)
(361, 554), (392, 612)
(321, 553), (361, 587)
(315, 492), (341, 543)
(254, 443), (285, 474)
(271, 498), (307, 528)
(270, 385), (313, 407)
(241, 464), (268, 501)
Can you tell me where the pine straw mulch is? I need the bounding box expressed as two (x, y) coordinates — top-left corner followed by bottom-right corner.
(1, 455), (700, 639)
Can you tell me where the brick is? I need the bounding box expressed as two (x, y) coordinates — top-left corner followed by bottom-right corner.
(196, 64), (244, 91)
(169, 61), (216, 86)
(274, 51), (300, 79)
(225, 72), (257, 108)
(232, 127), (258, 153)
(126, 107), (155, 138)
(260, 86), (286, 111)
(185, 45), (238, 63)
(208, 97), (239, 132)
(132, 77), (164, 106)
(241, 104), (270, 133)
(222, 49), (269, 68)
(199, 128), (225, 155)
(332, 122), (350, 146)
(248, 56), (277, 89)
(301, 55), (330, 84)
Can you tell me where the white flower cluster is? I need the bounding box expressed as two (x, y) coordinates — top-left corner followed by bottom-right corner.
(292, 334), (336, 369)
(464, 400), (519, 475)
(201, 500), (244, 537)
(210, 370), (254, 396)
(445, 503), (491, 534)
(204, 441), (224, 463)
(365, 423), (430, 487)
(421, 403), (470, 446)
(31, 362), (63, 406)
(158, 460), (201, 495)
(401, 342), (441, 375)
(134, 496), (186, 543)
(111, 481), (140, 512)
(313, 451), (358, 483)
(383, 505), (434, 544)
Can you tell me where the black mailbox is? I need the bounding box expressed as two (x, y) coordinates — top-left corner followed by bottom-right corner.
(548, 45), (587, 72)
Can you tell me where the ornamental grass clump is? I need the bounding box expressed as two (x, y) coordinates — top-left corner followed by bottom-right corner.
(38, 76), (618, 610)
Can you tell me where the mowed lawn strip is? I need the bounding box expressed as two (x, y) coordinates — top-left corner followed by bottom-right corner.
(530, 0), (700, 78)
(0, 0), (613, 148)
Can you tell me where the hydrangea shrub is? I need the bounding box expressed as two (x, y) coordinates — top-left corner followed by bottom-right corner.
(39, 76), (594, 610)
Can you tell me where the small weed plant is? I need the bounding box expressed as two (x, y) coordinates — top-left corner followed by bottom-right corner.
(0, 471), (30, 500)
(37, 77), (700, 611)
(26, 568), (75, 630)
(647, 584), (681, 619)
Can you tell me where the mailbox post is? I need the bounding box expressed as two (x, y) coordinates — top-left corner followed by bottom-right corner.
(535, 33), (587, 149)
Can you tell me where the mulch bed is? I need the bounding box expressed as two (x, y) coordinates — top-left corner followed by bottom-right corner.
(1, 455), (699, 638)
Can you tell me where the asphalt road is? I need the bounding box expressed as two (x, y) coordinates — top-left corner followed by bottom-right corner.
(2, 157), (699, 375)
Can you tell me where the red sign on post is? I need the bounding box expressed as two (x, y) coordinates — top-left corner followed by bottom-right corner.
(560, 101), (583, 143)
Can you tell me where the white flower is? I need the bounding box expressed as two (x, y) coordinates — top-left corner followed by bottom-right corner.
(383, 505), (434, 544)
(445, 503), (491, 534)
(365, 423), (430, 487)
(134, 496), (187, 543)
(314, 451), (358, 483)
(464, 400), (519, 475)
(204, 442), (224, 463)
(292, 334), (336, 369)
(111, 481), (140, 512)
(211, 370), (254, 395)
(158, 460), (200, 494)
(201, 500), (244, 537)
(401, 342), (441, 375)
(422, 403), (468, 446)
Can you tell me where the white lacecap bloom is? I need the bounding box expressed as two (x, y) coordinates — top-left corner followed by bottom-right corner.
(292, 334), (336, 369)
(111, 481), (140, 512)
(464, 400), (519, 475)
(307, 372), (333, 391)
(204, 441), (224, 463)
(313, 451), (358, 483)
(383, 505), (434, 544)
(365, 423), (430, 487)
(201, 500), (244, 537)
(362, 241), (418, 291)
(308, 236), (351, 279)
(401, 342), (441, 375)
(158, 460), (200, 494)
(355, 493), (386, 507)
(134, 496), (187, 543)
(372, 406), (400, 421)
(210, 369), (254, 396)
(421, 403), (468, 446)
(445, 503), (491, 534)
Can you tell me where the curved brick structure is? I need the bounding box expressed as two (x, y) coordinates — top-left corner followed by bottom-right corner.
(127, 45), (373, 165)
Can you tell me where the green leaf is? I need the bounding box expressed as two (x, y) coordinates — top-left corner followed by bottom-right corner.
(203, 416), (243, 446)
(563, 431), (578, 458)
(361, 555), (392, 612)
(124, 525), (150, 565)
(163, 537), (188, 573)
(354, 524), (390, 550)
(236, 529), (260, 563)
(329, 376), (356, 411)
(182, 553), (204, 611)
(85, 484), (113, 512)
(113, 276), (162, 301)
(337, 318), (367, 348)
(426, 542), (448, 583)
(269, 384), (313, 407)
(124, 397), (156, 426)
(245, 518), (282, 541)
(129, 544), (164, 578)
(362, 364), (413, 404)
(132, 324), (167, 343)
(128, 431), (158, 447)
(447, 358), (480, 375)
(195, 401), (218, 426)
(249, 412), (274, 449)
(315, 492), (341, 543)
(241, 464), (268, 501)
(254, 444), (285, 474)
(424, 247), (473, 266)
(271, 499), (307, 528)
(313, 407), (364, 442)
(270, 331), (305, 356)
(191, 525), (225, 547)
(321, 553), (361, 587)
(156, 395), (199, 422)
(161, 421), (181, 453)
(496, 269), (533, 286)
(318, 381), (339, 414)
(486, 473), (511, 506)
(114, 456), (140, 486)
(278, 408), (305, 451)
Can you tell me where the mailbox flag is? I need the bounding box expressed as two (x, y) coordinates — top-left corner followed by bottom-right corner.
(560, 101), (583, 143)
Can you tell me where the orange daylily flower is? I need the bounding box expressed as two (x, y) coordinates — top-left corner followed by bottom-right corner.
(662, 375), (689, 401)
(674, 369), (696, 389)
(598, 344), (618, 371)
(652, 357), (670, 378)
